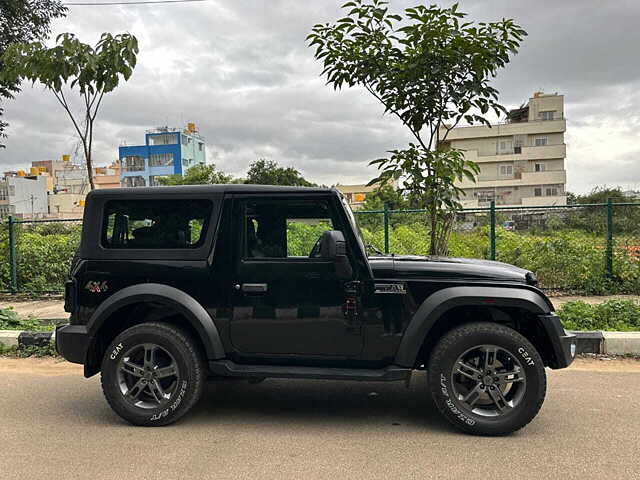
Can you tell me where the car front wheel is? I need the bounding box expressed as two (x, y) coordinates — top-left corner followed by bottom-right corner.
(100, 322), (205, 426)
(428, 322), (547, 436)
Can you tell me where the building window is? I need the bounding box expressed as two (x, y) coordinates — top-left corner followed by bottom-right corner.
(535, 163), (546, 172)
(182, 135), (188, 146)
(149, 153), (174, 167)
(150, 134), (178, 145)
(124, 156), (145, 172)
(198, 142), (204, 152)
(475, 190), (496, 206)
(534, 136), (548, 146)
(540, 111), (555, 121)
(123, 176), (146, 188)
(534, 187), (542, 197)
(546, 187), (558, 196)
(499, 165), (513, 176)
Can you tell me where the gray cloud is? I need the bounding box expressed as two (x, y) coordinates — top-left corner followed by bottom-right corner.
(1, 0), (639, 191)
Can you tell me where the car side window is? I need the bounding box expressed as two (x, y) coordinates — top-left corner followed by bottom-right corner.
(243, 200), (337, 259)
(102, 199), (212, 249)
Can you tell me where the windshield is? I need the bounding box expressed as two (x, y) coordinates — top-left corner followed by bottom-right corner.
(340, 195), (368, 256)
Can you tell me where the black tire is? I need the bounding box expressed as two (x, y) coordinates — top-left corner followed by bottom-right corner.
(428, 322), (546, 436)
(100, 322), (205, 427)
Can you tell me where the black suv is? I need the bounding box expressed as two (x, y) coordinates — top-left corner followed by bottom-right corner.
(57, 185), (575, 435)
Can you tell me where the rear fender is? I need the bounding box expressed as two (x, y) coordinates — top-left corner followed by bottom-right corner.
(85, 283), (224, 372)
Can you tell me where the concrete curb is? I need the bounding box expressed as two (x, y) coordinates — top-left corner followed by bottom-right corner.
(0, 329), (55, 349)
(0, 329), (639, 356)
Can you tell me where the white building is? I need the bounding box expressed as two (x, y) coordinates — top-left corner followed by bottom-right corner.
(0, 175), (49, 219)
(441, 92), (567, 207)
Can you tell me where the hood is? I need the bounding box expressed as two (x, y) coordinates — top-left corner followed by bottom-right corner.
(369, 255), (535, 284)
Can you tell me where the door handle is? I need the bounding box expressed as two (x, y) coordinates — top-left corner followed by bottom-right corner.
(241, 283), (268, 293)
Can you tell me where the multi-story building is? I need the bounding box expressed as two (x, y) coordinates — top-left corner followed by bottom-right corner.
(93, 162), (121, 189)
(441, 92), (567, 207)
(119, 123), (206, 187)
(0, 174), (49, 219)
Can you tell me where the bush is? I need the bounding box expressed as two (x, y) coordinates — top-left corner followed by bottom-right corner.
(557, 300), (640, 331)
(1, 214), (640, 295)
(0, 307), (50, 331)
(0, 222), (81, 292)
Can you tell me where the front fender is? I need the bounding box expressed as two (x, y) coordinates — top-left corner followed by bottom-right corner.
(394, 286), (552, 367)
(86, 283), (225, 361)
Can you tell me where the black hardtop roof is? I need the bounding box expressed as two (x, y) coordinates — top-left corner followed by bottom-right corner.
(87, 184), (337, 198)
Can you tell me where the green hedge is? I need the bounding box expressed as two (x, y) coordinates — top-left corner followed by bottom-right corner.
(1, 219), (640, 295)
(557, 300), (640, 331)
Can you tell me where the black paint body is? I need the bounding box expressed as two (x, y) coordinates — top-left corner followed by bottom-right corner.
(57, 185), (574, 377)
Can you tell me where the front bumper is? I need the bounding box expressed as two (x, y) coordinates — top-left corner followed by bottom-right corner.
(539, 314), (576, 369)
(55, 324), (89, 365)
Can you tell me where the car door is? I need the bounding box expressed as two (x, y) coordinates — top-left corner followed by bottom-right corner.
(229, 194), (364, 358)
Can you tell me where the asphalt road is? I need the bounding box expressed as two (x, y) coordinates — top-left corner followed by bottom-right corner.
(1, 358), (639, 480)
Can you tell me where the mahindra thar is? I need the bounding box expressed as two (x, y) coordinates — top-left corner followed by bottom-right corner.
(56, 185), (576, 435)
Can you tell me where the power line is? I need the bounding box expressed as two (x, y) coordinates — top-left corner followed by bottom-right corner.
(64, 0), (209, 5)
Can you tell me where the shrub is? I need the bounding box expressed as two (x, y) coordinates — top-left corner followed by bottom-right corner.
(0, 307), (49, 331)
(557, 300), (640, 331)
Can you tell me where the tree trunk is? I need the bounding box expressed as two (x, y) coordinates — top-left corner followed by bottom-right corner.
(429, 200), (438, 256)
(85, 146), (95, 190)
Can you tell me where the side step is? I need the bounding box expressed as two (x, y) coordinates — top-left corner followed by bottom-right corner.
(208, 360), (411, 382)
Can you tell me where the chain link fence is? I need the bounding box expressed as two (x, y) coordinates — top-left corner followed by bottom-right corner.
(1, 200), (639, 295)
(354, 201), (640, 294)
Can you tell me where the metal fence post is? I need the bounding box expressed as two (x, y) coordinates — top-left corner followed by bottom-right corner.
(489, 201), (496, 261)
(383, 202), (390, 254)
(606, 198), (614, 278)
(8, 215), (17, 294)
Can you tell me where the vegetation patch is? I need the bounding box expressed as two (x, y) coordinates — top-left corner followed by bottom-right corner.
(0, 342), (58, 358)
(557, 300), (640, 331)
(0, 307), (53, 332)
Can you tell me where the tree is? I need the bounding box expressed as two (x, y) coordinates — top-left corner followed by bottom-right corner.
(244, 158), (316, 186)
(157, 164), (234, 186)
(1, 32), (138, 189)
(0, 0), (67, 147)
(308, 1), (526, 255)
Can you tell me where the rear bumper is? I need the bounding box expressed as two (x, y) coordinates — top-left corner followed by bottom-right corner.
(55, 324), (89, 365)
(539, 314), (576, 369)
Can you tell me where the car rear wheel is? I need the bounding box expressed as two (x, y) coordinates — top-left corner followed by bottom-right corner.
(100, 322), (205, 426)
(428, 322), (546, 436)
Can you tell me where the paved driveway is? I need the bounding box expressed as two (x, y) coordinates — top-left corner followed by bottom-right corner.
(1, 357), (639, 480)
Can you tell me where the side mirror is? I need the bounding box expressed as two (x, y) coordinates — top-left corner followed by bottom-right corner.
(319, 230), (353, 279)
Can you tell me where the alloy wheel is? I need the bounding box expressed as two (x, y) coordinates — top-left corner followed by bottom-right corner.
(116, 343), (180, 409)
(451, 344), (526, 417)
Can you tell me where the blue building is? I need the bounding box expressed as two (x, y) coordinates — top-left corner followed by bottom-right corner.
(119, 124), (206, 187)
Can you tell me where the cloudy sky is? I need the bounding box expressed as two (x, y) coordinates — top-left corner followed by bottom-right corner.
(1, 0), (640, 193)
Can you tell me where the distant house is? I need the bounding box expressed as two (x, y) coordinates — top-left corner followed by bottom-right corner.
(441, 92), (568, 207)
(335, 182), (395, 209)
(119, 123), (206, 187)
(0, 174), (48, 219)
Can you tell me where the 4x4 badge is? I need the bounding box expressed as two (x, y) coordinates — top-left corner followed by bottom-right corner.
(85, 280), (108, 293)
